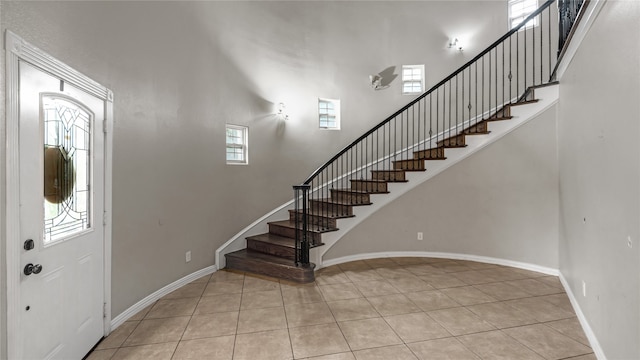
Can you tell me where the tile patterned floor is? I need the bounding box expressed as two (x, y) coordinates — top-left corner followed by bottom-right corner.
(87, 257), (596, 360)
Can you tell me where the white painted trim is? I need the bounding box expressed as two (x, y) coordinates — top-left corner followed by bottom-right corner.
(103, 91), (114, 336)
(5, 29), (21, 360)
(110, 266), (217, 330)
(4, 30), (114, 358)
(320, 251), (559, 276)
(559, 273), (607, 359)
(554, 0), (606, 80)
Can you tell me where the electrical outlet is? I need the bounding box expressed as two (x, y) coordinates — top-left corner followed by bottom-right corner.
(417, 232), (423, 241)
(186, 251), (191, 263)
(582, 281), (586, 297)
(628, 236), (633, 249)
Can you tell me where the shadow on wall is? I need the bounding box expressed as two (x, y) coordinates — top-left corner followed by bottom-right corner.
(371, 66), (398, 90)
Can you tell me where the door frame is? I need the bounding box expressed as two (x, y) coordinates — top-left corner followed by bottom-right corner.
(4, 30), (114, 359)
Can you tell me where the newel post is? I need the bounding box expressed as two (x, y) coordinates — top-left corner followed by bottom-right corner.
(293, 184), (311, 266)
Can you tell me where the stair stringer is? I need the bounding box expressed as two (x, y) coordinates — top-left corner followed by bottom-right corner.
(311, 84), (559, 268)
(215, 85), (559, 270)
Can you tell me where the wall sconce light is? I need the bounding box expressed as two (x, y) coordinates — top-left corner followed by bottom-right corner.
(448, 38), (463, 51)
(277, 102), (289, 120)
(369, 74), (383, 90)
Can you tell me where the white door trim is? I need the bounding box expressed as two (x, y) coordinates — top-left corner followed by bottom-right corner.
(4, 30), (114, 359)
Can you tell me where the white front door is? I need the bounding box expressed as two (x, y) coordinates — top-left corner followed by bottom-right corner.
(17, 60), (106, 359)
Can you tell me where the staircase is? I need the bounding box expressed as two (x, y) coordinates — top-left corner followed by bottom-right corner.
(224, 89), (545, 282)
(223, 0), (580, 282)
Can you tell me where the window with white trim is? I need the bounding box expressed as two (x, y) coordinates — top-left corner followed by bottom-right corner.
(226, 124), (248, 165)
(318, 98), (340, 130)
(402, 65), (425, 95)
(509, 0), (538, 29)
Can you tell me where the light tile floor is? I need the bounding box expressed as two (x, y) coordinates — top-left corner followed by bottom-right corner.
(87, 257), (596, 360)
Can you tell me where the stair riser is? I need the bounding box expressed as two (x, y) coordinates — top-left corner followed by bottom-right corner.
(247, 239), (296, 260)
(288, 211), (337, 229)
(437, 135), (466, 148)
(350, 180), (388, 193)
(393, 160), (425, 171)
(330, 190), (370, 204)
(463, 121), (489, 134)
(268, 223), (322, 244)
(225, 253), (314, 283)
(309, 201), (354, 216)
(371, 171), (406, 182)
(491, 105), (511, 119)
(413, 148), (446, 160)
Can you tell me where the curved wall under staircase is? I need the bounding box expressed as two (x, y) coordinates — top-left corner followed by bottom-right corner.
(324, 102), (559, 270)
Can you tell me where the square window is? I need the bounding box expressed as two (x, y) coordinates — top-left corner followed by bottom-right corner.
(318, 98), (340, 130)
(509, 0), (538, 29)
(226, 124), (248, 165)
(402, 65), (425, 95)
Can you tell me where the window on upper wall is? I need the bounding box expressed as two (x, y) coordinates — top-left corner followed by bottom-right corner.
(402, 65), (425, 95)
(226, 124), (248, 165)
(509, 0), (538, 29)
(318, 98), (340, 130)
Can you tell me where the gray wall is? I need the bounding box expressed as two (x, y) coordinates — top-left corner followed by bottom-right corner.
(557, 0), (640, 358)
(325, 104), (560, 269)
(0, 0), (509, 325)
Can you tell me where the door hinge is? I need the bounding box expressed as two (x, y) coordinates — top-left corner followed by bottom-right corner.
(103, 211), (108, 226)
(103, 119), (108, 133)
(103, 303), (107, 319)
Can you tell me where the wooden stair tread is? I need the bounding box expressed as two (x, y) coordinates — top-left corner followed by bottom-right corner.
(269, 220), (339, 233)
(332, 188), (371, 194)
(334, 188), (390, 195)
(485, 116), (513, 121)
(226, 249), (306, 266)
(370, 170), (409, 182)
(463, 130), (491, 135)
(512, 99), (539, 106)
(225, 249), (315, 283)
(311, 198), (373, 206)
(247, 233), (325, 249)
(371, 170), (410, 176)
(289, 209), (355, 219)
(413, 147), (447, 160)
(351, 179), (388, 183)
(392, 159), (426, 171)
(246, 233), (297, 248)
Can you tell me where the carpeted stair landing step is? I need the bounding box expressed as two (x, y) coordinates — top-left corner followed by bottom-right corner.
(225, 249), (315, 283)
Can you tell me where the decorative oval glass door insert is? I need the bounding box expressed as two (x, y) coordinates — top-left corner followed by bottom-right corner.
(42, 96), (93, 244)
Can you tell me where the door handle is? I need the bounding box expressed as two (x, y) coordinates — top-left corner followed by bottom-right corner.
(24, 263), (43, 276)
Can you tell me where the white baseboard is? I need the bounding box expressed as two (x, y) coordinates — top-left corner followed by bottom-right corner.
(319, 251), (559, 276)
(559, 273), (607, 360)
(109, 265), (217, 331)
